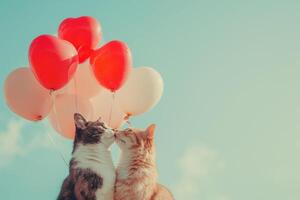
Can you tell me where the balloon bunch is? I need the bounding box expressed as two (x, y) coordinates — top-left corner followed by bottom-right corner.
(4, 16), (163, 139)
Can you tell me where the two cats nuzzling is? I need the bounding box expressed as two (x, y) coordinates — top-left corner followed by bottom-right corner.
(57, 113), (173, 200)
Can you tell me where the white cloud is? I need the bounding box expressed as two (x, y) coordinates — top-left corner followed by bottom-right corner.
(173, 144), (228, 200)
(0, 120), (24, 166)
(0, 119), (52, 167)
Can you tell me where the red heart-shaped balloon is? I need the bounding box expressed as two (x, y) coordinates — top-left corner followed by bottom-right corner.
(29, 34), (78, 90)
(90, 40), (132, 92)
(58, 16), (102, 63)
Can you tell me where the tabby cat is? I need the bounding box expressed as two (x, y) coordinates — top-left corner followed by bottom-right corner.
(57, 113), (115, 200)
(114, 124), (174, 200)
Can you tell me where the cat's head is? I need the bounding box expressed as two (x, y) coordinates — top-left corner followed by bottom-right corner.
(115, 124), (156, 152)
(74, 113), (115, 148)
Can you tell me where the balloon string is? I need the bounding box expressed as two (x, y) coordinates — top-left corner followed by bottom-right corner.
(50, 90), (63, 133)
(73, 76), (79, 112)
(108, 92), (115, 127)
(46, 130), (68, 167)
(126, 120), (132, 128)
(49, 90), (68, 167)
(124, 114), (132, 128)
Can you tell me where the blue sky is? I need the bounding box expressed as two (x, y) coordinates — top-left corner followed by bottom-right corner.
(1, 0), (300, 199)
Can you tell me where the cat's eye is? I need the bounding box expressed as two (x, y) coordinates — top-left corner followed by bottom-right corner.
(87, 127), (103, 134)
(119, 138), (126, 143)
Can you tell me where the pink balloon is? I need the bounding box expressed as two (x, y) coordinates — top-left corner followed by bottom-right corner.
(48, 94), (93, 139)
(4, 67), (53, 121)
(57, 61), (102, 98)
(90, 89), (126, 129)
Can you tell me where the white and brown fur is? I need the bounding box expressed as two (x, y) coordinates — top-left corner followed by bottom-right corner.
(57, 113), (116, 200)
(114, 124), (174, 200)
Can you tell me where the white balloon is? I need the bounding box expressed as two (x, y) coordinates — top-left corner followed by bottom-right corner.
(57, 61), (102, 98)
(116, 67), (164, 116)
(90, 89), (126, 129)
(48, 94), (93, 139)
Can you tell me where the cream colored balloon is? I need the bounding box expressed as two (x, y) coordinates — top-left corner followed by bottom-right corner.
(116, 67), (164, 116)
(48, 94), (93, 139)
(90, 89), (126, 129)
(57, 61), (102, 98)
(4, 67), (53, 121)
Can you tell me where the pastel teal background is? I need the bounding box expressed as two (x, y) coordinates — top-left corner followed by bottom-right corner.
(1, 1), (300, 199)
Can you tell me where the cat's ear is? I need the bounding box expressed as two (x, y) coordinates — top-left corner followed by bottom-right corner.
(146, 124), (156, 139)
(96, 116), (102, 123)
(74, 113), (87, 129)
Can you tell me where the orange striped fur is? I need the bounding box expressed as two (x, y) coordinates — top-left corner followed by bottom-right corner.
(114, 124), (174, 200)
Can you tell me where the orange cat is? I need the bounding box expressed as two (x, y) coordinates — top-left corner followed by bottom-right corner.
(114, 124), (174, 200)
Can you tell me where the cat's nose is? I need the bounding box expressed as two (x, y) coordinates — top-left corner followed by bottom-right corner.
(106, 128), (114, 136)
(112, 128), (118, 133)
(114, 130), (120, 138)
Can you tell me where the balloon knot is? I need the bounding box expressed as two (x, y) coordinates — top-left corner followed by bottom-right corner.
(49, 89), (54, 95)
(124, 113), (131, 121)
(35, 115), (43, 121)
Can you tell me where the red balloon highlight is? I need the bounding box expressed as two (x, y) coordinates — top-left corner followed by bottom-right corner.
(58, 16), (102, 63)
(90, 40), (132, 92)
(29, 34), (78, 90)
